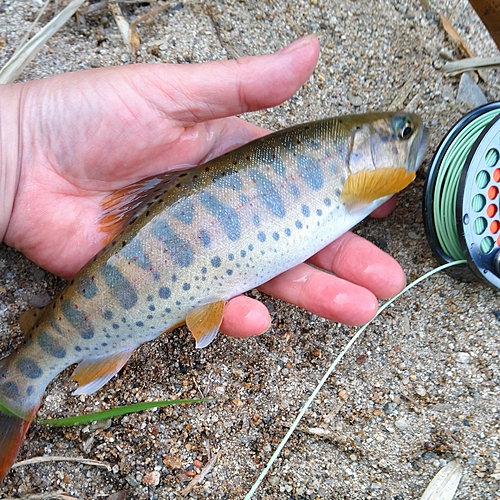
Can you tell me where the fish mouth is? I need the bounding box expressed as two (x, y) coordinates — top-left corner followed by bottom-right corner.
(415, 127), (430, 171)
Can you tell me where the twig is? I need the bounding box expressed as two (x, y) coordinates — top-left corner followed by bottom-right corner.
(108, 2), (134, 54)
(441, 56), (500, 75)
(12, 455), (111, 471)
(0, 0), (86, 84)
(180, 453), (218, 496)
(129, 2), (172, 55)
(1, 492), (79, 500)
(14, 0), (53, 55)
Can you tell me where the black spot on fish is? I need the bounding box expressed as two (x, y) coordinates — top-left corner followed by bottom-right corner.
(211, 256), (221, 268)
(152, 220), (194, 268)
(149, 304), (156, 311)
(62, 299), (94, 339)
(241, 250), (246, 257)
(17, 358), (43, 379)
(1, 381), (20, 399)
(38, 331), (66, 358)
(324, 198), (331, 206)
(27, 385), (34, 396)
(75, 346), (82, 352)
(183, 283), (191, 291)
(136, 321), (144, 327)
(226, 269), (233, 275)
(101, 265), (138, 310)
(302, 205), (310, 217)
(103, 310), (113, 320)
(258, 232), (266, 242)
(112, 323), (120, 330)
(159, 287), (171, 299)
(78, 275), (98, 299)
(295, 221), (303, 229)
(273, 232), (280, 241)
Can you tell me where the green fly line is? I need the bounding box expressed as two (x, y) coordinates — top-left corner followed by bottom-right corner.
(433, 109), (500, 261)
(244, 260), (467, 499)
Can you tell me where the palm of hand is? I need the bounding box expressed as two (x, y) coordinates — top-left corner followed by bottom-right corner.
(6, 66), (265, 279)
(3, 38), (406, 336)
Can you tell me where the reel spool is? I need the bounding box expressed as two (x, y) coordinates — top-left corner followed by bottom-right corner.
(423, 101), (500, 290)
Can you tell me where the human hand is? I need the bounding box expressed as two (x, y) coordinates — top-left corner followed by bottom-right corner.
(1, 35), (405, 338)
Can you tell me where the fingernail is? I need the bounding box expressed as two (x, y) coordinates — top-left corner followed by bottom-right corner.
(279, 35), (316, 54)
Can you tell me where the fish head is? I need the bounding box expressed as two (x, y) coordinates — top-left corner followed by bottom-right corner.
(339, 112), (429, 210)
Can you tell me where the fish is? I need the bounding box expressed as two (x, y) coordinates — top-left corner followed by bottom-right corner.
(0, 112), (428, 481)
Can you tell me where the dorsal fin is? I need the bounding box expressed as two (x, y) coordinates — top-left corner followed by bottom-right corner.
(98, 170), (187, 243)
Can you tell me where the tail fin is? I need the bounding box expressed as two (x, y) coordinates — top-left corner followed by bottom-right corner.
(0, 409), (32, 482)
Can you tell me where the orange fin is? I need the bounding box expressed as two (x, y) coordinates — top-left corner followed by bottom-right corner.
(98, 170), (187, 243)
(71, 349), (134, 395)
(0, 409), (33, 482)
(186, 301), (226, 349)
(340, 167), (416, 210)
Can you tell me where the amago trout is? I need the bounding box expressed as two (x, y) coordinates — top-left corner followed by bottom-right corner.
(0, 112), (428, 480)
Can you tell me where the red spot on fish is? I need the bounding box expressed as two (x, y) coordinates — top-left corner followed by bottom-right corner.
(133, 256), (138, 261)
(82, 289), (86, 294)
(75, 304), (79, 309)
(91, 276), (95, 282)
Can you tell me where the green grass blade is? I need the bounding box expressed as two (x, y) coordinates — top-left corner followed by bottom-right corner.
(38, 398), (214, 427)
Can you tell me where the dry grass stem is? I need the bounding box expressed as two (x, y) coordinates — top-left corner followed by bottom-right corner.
(12, 455), (111, 471)
(0, 0), (86, 84)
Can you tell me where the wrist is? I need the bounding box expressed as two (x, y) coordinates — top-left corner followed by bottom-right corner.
(0, 84), (22, 243)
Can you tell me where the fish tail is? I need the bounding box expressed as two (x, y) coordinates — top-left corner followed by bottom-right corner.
(0, 408), (33, 482)
(0, 357), (39, 482)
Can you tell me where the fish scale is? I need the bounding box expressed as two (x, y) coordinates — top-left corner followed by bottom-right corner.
(0, 112), (428, 481)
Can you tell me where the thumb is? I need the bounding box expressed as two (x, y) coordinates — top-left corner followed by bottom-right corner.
(139, 35), (320, 125)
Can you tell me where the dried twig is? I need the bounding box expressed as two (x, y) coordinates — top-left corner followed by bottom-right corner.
(129, 2), (172, 55)
(2, 492), (79, 500)
(441, 55), (500, 75)
(12, 455), (111, 471)
(108, 2), (134, 54)
(0, 0), (86, 84)
(180, 453), (218, 496)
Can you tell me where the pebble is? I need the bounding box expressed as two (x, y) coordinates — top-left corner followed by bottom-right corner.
(415, 386), (427, 397)
(395, 418), (409, 431)
(456, 72), (487, 107)
(456, 352), (472, 364)
(347, 91), (363, 106)
(142, 470), (161, 486)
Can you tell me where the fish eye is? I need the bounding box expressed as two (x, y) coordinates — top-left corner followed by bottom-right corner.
(392, 115), (414, 140)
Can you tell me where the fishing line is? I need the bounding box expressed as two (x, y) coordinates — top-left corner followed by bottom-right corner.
(423, 101), (500, 289)
(244, 260), (467, 500)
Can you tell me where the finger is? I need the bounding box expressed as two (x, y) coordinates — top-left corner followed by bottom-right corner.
(259, 263), (379, 326)
(308, 232), (406, 299)
(370, 196), (397, 218)
(220, 295), (271, 338)
(146, 35), (320, 125)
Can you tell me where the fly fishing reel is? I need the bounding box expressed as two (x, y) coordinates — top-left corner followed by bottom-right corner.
(423, 101), (500, 290)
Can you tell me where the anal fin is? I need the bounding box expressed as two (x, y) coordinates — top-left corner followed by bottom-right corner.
(341, 167), (416, 210)
(71, 349), (134, 395)
(186, 301), (226, 349)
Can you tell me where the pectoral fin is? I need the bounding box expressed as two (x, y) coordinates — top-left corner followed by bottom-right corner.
(71, 349), (134, 395)
(186, 301), (226, 349)
(98, 170), (186, 244)
(340, 167), (416, 210)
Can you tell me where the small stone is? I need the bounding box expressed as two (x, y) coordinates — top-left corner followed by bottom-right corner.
(28, 292), (52, 309)
(456, 352), (471, 364)
(395, 418), (409, 430)
(193, 459), (203, 468)
(456, 72), (487, 107)
(338, 389), (349, 401)
(347, 91), (363, 106)
(415, 386), (427, 397)
(267, 475), (279, 486)
(125, 474), (140, 487)
(143, 470), (160, 486)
